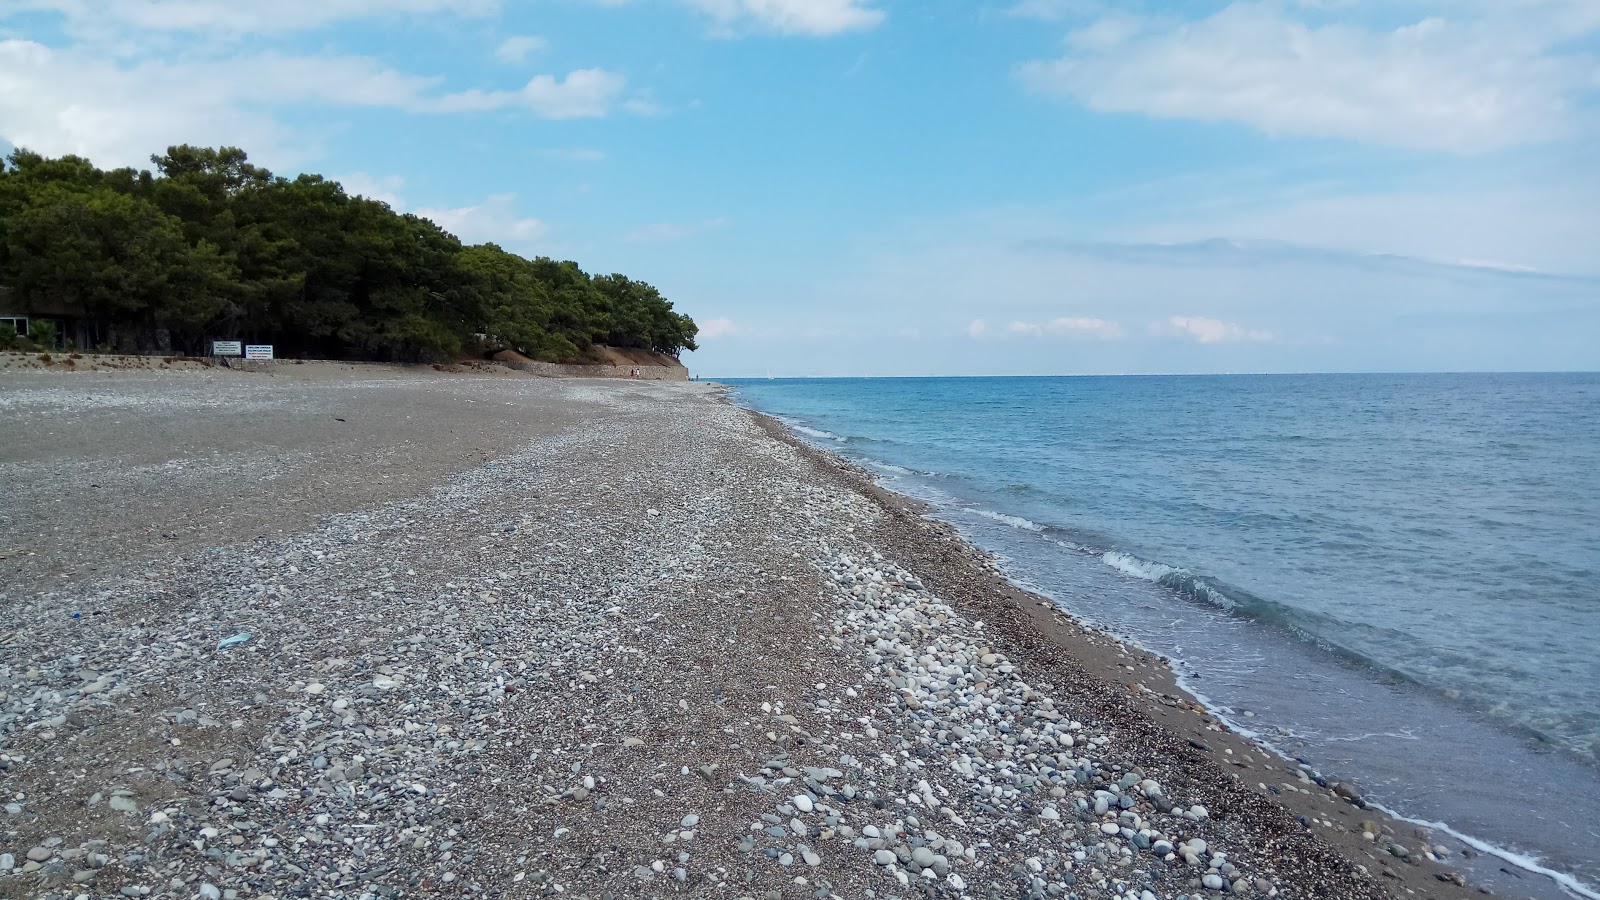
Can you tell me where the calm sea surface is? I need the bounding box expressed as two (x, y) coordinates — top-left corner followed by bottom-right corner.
(725, 373), (1600, 900)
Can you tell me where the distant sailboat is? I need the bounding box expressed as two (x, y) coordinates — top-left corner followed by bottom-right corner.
(766, 368), (774, 380)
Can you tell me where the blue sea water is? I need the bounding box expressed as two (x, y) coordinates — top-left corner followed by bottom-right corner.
(725, 373), (1600, 900)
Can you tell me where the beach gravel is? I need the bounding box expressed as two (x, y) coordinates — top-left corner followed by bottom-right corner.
(0, 364), (1460, 899)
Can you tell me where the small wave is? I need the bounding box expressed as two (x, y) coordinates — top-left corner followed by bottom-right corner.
(784, 421), (848, 443)
(1324, 731), (1421, 743)
(1051, 538), (1098, 554)
(866, 460), (914, 475)
(968, 508), (1047, 532)
(1101, 551), (1241, 611)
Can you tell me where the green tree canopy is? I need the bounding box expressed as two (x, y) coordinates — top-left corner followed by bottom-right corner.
(0, 145), (698, 360)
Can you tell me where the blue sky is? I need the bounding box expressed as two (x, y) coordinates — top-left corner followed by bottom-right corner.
(2, 0), (1598, 376)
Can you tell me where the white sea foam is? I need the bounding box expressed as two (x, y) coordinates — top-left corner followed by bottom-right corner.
(1167, 669), (1599, 900)
(791, 423), (847, 442)
(1101, 550), (1178, 582)
(1324, 730), (1421, 743)
(1364, 804), (1600, 900)
(969, 508), (1046, 531)
(866, 460), (914, 475)
(1100, 551), (1242, 611)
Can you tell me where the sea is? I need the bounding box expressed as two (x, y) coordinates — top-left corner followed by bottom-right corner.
(723, 373), (1600, 900)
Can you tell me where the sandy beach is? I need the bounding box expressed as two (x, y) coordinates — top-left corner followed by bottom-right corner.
(0, 361), (1483, 900)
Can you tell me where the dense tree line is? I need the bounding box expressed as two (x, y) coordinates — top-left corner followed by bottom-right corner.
(0, 146), (697, 361)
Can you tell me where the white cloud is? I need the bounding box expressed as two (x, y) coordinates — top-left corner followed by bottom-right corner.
(684, 0), (884, 36)
(494, 35), (547, 64)
(1153, 316), (1275, 344)
(622, 217), (729, 243)
(413, 193), (549, 247)
(337, 172), (406, 207)
(329, 175), (552, 249)
(0, 41), (628, 167)
(967, 319), (988, 338)
(1004, 0), (1099, 23)
(434, 69), (627, 118)
(1008, 316), (1125, 339)
(1016, 3), (1598, 153)
(1137, 180), (1600, 277)
(698, 317), (739, 339)
(621, 93), (667, 116)
(5, 0), (497, 38)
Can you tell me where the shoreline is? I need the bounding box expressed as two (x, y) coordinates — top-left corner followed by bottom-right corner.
(739, 406), (1489, 900)
(0, 364), (1495, 899)
(732, 389), (1600, 896)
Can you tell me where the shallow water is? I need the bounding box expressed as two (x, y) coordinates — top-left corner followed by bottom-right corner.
(727, 373), (1600, 899)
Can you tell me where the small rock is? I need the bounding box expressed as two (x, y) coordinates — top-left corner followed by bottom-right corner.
(26, 847), (53, 863)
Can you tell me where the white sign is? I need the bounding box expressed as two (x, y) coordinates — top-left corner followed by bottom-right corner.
(244, 345), (275, 360)
(211, 340), (242, 357)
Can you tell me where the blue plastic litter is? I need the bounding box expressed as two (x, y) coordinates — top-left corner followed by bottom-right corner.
(217, 633), (252, 650)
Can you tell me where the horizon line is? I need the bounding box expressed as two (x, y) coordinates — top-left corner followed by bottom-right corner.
(700, 369), (1600, 380)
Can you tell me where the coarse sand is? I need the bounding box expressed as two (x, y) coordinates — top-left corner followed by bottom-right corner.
(0, 363), (1480, 900)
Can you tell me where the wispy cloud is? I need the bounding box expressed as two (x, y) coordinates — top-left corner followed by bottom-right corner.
(1152, 316), (1274, 344)
(622, 217), (729, 243)
(494, 35), (547, 64)
(414, 193), (549, 248)
(967, 319), (989, 338)
(333, 177), (552, 250)
(698, 317), (739, 339)
(1016, 3), (1600, 153)
(540, 147), (607, 162)
(431, 69), (628, 118)
(1004, 0), (1098, 22)
(1008, 316), (1124, 339)
(3, 0), (497, 42)
(683, 0), (884, 36)
(336, 171), (406, 207)
(0, 40), (633, 166)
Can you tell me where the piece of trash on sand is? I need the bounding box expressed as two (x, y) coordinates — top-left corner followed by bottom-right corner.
(217, 633), (252, 650)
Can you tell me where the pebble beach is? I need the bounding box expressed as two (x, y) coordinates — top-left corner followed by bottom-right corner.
(0, 361), (1485, 900)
